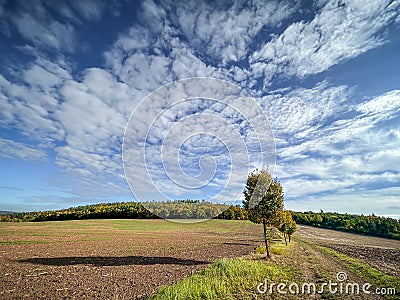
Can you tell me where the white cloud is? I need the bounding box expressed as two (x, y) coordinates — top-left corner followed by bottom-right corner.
(122, 78), (274, 203)
(105, 0), (295, 87)
(1, 0), (399, 214)
(70, 0), (105, 21)
(357, 90), (400, 115)
(105, 18), (220, 87)
(262, 82), (350, 137)
(0, 138), (47, 161)
(273, 87), (400, 160)
(13, 12), (75, 52)
(0, 59), (132, 196)
(250, 0), (400, 85)
(4, 0), (108, 52)
(52, 70), (134, 180)
(0, 73), (65, 142)
(366, 149), (400, 172)
(272, 86), (400, 204)
(278, 157), (400, 197)
(172, 0), (297, 64)
(285, 187), (400, 216)
(23, 65), (62, 91)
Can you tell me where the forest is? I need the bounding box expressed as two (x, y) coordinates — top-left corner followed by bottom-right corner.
(1, 201), (399, 239)
(0, 200), (230, 222)
(291, 210), (400, 239)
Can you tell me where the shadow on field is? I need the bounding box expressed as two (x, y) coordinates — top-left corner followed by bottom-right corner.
(18, 256), (208, 266)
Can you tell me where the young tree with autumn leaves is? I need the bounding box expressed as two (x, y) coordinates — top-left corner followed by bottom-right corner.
(243, 169), (287, 258)
(278, 210), (297, 246)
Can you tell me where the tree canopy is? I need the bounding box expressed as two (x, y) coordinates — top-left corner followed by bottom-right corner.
(278, 210), (297, 245)
(243, 168), (286, 258)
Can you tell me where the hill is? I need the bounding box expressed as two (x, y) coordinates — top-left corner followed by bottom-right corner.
(0, 211), (16, 215)
(0, 201), (398, 239)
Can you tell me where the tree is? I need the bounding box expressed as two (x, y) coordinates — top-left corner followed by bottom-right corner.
(243, 169), (284, 258)
(283, 211), (297, 246)
(278, 210), (297, 246)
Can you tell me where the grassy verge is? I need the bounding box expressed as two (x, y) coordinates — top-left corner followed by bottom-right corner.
(148, 257), (294, 300)
(0, 240), (49, 245)
(254, 241), (289, 256)
(316, 245), (399, 298)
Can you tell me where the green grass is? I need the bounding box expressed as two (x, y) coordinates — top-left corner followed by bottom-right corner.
(317, 246), (399, 298)
(254, 245), (266, 255)
(0, 219), (255, 233)
(0, 240), (49, 245)
(0, 219), (257, 248)
(254, 242), (287, 256)
(148, 257), (294, 300)
(113, 219), (254, 233)
(270, 244), (286, 255)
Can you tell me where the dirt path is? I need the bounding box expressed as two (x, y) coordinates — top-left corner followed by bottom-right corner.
(270, 239), (382, 299)
(296, 225), (400, 278)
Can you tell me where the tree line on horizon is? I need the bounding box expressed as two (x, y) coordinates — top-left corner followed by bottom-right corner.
(291, 210), (400, 239)
(1, 200), (399, 240)
(0, 200), (235, 222)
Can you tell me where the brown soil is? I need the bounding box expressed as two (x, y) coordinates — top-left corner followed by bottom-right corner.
(270, 241), (380, 299)
(0, 219), (263, 299)
(296, 225), (400, 278)
(1, 221), (398, 299)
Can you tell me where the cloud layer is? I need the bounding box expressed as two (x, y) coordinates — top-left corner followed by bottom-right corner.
(0, 0), (399, 215)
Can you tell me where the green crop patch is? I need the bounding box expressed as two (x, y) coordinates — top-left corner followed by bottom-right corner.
(0, 240), (49, 245)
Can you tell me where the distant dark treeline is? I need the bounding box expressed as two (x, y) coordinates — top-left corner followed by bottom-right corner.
(292, 211), (400, 239)
(1, 202), (399, 239)
(144, 200), (231, 219)
(0, 202), (156, 222)
(0, 201), (240, 222)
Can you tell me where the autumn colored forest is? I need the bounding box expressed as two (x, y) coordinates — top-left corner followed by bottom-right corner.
(1, 201), (399, 240)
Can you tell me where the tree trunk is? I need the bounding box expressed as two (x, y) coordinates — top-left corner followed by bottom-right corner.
(288, 235), (291, 243)
(284, 233), (288, 246)
(262, 220), (270, 258)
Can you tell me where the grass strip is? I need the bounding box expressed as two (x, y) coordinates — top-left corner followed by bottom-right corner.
(316, 245), (399, 298)
(0, 240), (49, 245)
(148, 257), (294, 300)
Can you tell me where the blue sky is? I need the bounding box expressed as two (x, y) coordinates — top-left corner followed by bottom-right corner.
(0, 0), (399, 218)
